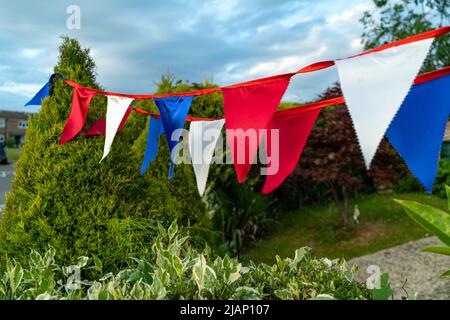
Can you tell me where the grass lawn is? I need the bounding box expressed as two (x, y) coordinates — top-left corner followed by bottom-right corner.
(242, 192), (447, 264)
(5, 147), (21, 163)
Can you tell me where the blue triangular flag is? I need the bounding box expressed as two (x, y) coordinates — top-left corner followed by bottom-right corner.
(25, 80), (51, 106)
(387, 73), (450, 193)
(24, 74), (64, 106)
(140, 116), (165, 176)
(154, 96), (194, 179)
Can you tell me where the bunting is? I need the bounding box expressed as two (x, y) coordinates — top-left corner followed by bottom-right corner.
(59, 86), (96, 144)
(84, 108), (132, 137)
(141, 116), (165, 175)
(154, 96), (194, 179)
(189, 119), (225, 196)
(222, 74), (291, 183)
(262, 108), (321, 194)
(22, 26), (450, 197)
(100, 96), (134, 161)
(25, 79), (51, 106)
(24, 74), (63, 106)
(387, 72), (450, 193)
(335, 38), (433, 168)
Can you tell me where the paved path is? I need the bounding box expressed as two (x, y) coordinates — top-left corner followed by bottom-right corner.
(349, 237), (450, 300)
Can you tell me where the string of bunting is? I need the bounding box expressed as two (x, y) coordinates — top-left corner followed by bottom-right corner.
(25, 26), (450, 196)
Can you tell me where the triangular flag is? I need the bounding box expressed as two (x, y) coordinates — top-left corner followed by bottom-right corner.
(387, 73), (450, 193)
(189, 119), (225, 196)
(25, 74), (63, 106)
(154, 96), (194, 179)
(59, 86), (97, 144)
(84, 108), (132, 137)
(262, 108), (321, 194)
(222, 75), (291, 183)
(25, 80), (50, 106)
(100, 96), (134, 161)
(141, 116), (165, 175)
(335, 38), (433, 167)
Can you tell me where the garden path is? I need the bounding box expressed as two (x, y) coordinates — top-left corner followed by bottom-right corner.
(349, 237), (450, 300)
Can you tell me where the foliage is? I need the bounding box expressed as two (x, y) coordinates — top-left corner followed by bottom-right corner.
(5, 138), (16, 148)
(4, 148), (21, 163)
(361, 0), (450, 72)
(280, 84), (401, 225)
(0, 222), (371, 300)
(133, 74), (276, 256)
(276, 80), (424, 225)
(432, 159), (450, 197)
(395, 185), (450, 277)
(281, 84), (367, 225)
(243, 192), (448, 263)
(203, 183), (274, 258)
(370, 272), (394, 300)
(0, 37), (211, 273)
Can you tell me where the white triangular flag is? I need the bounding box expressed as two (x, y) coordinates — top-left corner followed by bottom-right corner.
(189, 119), (225, 196)
(335, 38), (433, 168)
(100, 96), (134, 162)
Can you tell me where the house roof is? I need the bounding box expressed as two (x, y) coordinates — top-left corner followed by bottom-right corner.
(0, 110), (31, 120)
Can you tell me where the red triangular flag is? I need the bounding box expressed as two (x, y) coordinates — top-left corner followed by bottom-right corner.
(84, 107), (132, 136)
(59, 86), (96, 144)
(222, 75), (291, 182)
(262, 108), (320, 194)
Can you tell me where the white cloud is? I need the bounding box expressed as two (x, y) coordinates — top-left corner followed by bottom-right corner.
(0, 0), (378, 108)
(19, 48), (44, 59)
(326, 3), (373, 30)
(0, 81), (42, 97)
(247, 45), (328, 77)
(350, 37), (363, 50)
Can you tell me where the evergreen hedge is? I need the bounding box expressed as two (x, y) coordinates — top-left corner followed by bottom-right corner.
(0, 37), (211, 271)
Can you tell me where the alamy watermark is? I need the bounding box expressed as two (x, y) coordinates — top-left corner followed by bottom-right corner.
(366, 265), (382, 289)
(66, 5), (81, 30)
(170, 128), (280, 176)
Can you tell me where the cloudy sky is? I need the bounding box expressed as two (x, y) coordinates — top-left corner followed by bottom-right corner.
(0, 0), (375, 112)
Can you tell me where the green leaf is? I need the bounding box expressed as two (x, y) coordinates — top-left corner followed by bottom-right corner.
(309, 294), (337, 300)
(445, 185), (450, 211)
(274, 289), (293, 300)
(87, 281), (102, 300)
(394, 199), (450, 246)
(76, 256), (89, 268)
(36, 268), (55, 295)
(371, 273), (393, 300)
(92, 255), (103, 272)
(420, 245), (450, 256)
(167, 221), (178, 241)
(192, 255), (207, 290)
(233, 287), (261, 300)
(150, 277), (166, 300)
(35, 292), (54, 300)
(130, 280), (144, 300)
(171, 255), (184, 278)
(441, 270), (450, 277)
(291, 247), (310, 268)
(6, 259), (23, 294)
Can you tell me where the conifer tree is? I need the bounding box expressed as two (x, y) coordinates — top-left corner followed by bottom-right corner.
(0, 37), (210, 270)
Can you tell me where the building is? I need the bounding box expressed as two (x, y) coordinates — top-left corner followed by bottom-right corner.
(0, 110), (30, 147)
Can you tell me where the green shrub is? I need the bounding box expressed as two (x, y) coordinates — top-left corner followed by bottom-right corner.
(5, 138), (15, 148)
(203, 174), (275, 258)
(0, 222), (370, 300)
(393, 174), (423, 193)
(432, 159), (450, 198)
(133, 75), (277, 255)
(0, 37), (211, 272)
